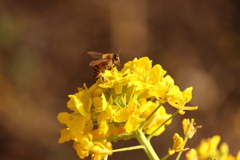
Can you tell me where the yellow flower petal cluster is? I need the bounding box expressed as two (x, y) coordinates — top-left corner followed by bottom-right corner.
(182, 118), (201, 139)
(57, 57), (198, 159)
(142, 103), (172, 136)
(186, 148), (198, 160)
(186, 135), (240, 160)
(168, 133), (189, 155)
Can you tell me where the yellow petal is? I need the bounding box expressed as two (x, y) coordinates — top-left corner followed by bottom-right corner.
(183, 87), (193, 103)
(68, 115), (86, 136)
(58, 128), (72, 143)
(115, 83), (123, 94)
(57, 112), (70, 124)
(113, 107), (130, 122)
(125, 115), (144, 133)
(93, 94), (107, 112)
(68, 94), (87, 116)
(148, 64), (166, 84)
(186, 149), (198, 160)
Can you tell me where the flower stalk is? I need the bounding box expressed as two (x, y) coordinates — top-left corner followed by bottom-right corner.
(135, 129), (160, 160)
(147, 110), (179, 141)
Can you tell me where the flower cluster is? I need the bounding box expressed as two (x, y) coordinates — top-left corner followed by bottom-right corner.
(167, 118), (201, 159)
(186, 135), (240, 160)
(57, 57), (198, 160)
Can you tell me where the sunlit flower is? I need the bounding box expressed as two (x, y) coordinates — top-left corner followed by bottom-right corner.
(113, 95), (149, 133)
(143, 104), (172, 136)
(67, 90), (92, 116)
(90, 141), (112, 160)
(196, 135), (220, 159)
(182, 118), (201, 139)
(58, 56), (200, 159)
(91, 125), (126, 141)
(186, 148), (198, 160)
(166, 86), (198, 114)
(186, 135), (240, 160)
(92, 94), (118, 135)
(236, 151), (240, 160)
(121, 57), (152, 81)
(93, 94), (108, 113)
(58, 128), (72, 143)
(73, 133), (94, 159)
(121, 57), (156, 91)
(168, 133), (189, 155)
(99, 68), (130, 94)
(57, 112), (91, 136)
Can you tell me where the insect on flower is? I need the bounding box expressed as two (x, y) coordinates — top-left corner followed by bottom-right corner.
(87, 51), (121, 79)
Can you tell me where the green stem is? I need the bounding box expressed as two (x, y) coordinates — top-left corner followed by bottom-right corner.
(147, 110), (179, 141)
(135, 129), (160, 160)
(139, 104), (162, 130)
(121, 94), (126, 107)
(114, 98), (123, 108)
(111, 145), (145, 153)
(161, 153), (170, 160)
(128, 85), (136, 104)
(121, 85), (127, 106)
(93, 132), (135, 142)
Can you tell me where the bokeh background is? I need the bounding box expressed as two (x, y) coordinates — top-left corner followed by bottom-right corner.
(0, 0), (240, 160)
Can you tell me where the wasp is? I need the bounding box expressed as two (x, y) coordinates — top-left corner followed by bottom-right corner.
(87, 51), (120, 79)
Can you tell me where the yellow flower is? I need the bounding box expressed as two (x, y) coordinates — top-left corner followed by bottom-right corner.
(196, 135), (220, 159)
(90, 125), (125, 141)
(166, 86), (198, 114)
(113, 106), (131, 123)
(73, 133), (94, 159)
(124, 114), (145, 133)
(121, 57), (154, 91)
(58, 128), (72, 143)
(107, 125), (126, 137)
(121, 57), (152, 81)
(182, 118), (201, 139)
(219, 143), (240, 160)
(220, 142), (230, 159)
(97, 112), (109, 135)
(58, 56), (200, 159)
(57, 112), (91, 136)
(93, 93), (108, 113)
(168, 133), (189, 155)
(92, 92), (119, 135)
(236, 151), (240, 160)
(148, 64), (167, 84)
(113, 95), (150, 133)
(143, 104), (172, 136)
(67, 90), (92, 116)
(186, 148), (198, 160)
(99, 68), (130, 94)
(113, 94), (137, 123)
(90, 141), (112, 160)
(186, 135), (240, 160)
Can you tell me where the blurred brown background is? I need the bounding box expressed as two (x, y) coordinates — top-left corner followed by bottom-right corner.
(0, 0), (240, 160)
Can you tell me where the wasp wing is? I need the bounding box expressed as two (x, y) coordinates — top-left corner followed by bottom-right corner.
(89, 59), (108, 66)
(87, 51), (103, 59)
